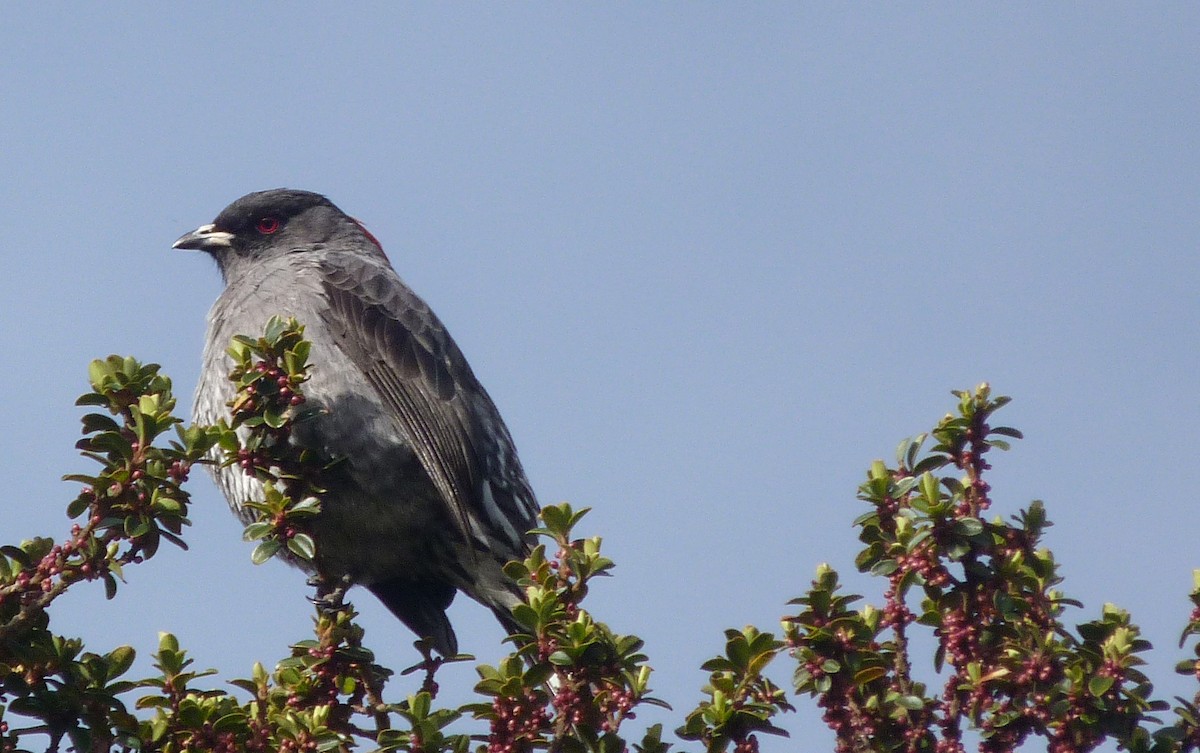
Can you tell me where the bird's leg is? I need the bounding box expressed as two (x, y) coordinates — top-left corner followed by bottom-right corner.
(307, 572), (353, 613)
(414, 639), (444, 697)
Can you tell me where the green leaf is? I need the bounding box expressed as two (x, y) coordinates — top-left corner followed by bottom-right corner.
(156, 632), (180, 655)
(289, 497), (322, 515)
(107, 645), (137, 679)
(895, 694), (925, 711)
(990, 426), (1023, 439)
(251, 540), (281, 565)
(81, 412), (122, 434)
(920, 472), (941, 505)
(854, 666), (887, 685)
(263, 315), (288, 343)
(287, 533), (316, 561)
(540, 504), (567, 534)
(227, 339), (252, 361)
(88, 358), (113, 389)
(1089, 675), (1114, 697)
(548, 650), (574, 666)
(955, 517), (984, 536)
(242, 522), (273, 541)
(125, 516), (151, 538)
(66, 494), (92, 518)
(870, 559), (898, 577)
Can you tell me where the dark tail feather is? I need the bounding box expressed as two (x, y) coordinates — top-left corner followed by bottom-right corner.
(491, 602), (524, 642)
(368, 578), (458, 657)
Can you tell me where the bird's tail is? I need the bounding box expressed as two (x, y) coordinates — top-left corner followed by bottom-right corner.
(491, 601), (525, 641)
(475, 576), (530, 646)
(367, 578), (459, 657)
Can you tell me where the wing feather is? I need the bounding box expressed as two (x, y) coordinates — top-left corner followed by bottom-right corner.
(317, 253), (537, 557)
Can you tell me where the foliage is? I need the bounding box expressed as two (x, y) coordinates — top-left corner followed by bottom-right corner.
(782, 387), (1177, 753)
(1, 319), (1199, 752)
(0, 356), (217, 751)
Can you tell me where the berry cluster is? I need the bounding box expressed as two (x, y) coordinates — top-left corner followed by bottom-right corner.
(936, 592), (991, 673)
(232, 361), (307, 416)
(546, 546), (581, 619)
(595, 683), (636, 731)
(550, 674), (637, 733)
(287, 644), (346, 708)
(174, 722), (244, 753)
(552, 682), (588, 726)
(168, 458), (192, 483)
(222, 335), (328, 570)
(881, 584), (913, 629)
(894, 538), (952, 589)
(934, 736), (966, 753)
(0, 490), (168, 629)
(229, 359), (308, 475)
(955, 424), (993, 517)
(276, 734), (321, 753)
(733, 733), (759, 753)
(480, 505), (656, 752)
(813, 667), (935, 753)
(487, 690), (549, 753)
(0, 522), (94, 608)
(819, 688), (877, 753)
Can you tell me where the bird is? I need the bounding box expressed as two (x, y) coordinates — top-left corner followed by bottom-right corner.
(174, 188), (539, 656)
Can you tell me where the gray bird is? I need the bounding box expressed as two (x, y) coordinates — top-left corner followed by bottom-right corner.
(174, 188), (539, 656)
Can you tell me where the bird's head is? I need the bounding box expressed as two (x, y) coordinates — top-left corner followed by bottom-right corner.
(174, 189), (384, 281)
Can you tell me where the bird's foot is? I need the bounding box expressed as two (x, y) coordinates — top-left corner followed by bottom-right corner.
(307, 573), (353, 613)
(410, 639), (443, 696)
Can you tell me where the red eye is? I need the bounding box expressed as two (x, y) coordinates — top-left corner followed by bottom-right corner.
(256, 217), (280, 234)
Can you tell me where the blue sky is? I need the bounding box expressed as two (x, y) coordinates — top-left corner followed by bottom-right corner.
(1, 5), (1197, 750)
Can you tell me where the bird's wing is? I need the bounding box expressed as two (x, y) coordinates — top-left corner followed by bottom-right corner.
(317, 252), (538, 556)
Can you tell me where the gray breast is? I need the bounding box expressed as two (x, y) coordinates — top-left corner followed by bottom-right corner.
(193, 258), (453, 582)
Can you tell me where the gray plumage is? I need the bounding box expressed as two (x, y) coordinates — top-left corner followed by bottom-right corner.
(174, 189), (539, 655)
